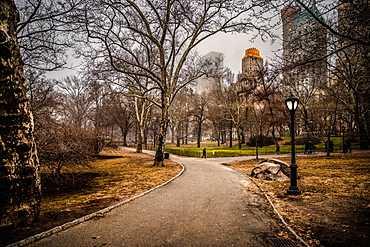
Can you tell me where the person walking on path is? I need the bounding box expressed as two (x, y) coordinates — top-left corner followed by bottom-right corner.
(201, 147), (207, 158)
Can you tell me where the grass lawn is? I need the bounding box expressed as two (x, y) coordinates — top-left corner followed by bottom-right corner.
(229, 152), (370, 247)
(41, 148), (182, 215)
(164, 137), (362, 158)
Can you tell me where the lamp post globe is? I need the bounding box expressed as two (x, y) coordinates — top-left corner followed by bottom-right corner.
(285, 94), (301, 195)
(285, 94), (299, 112)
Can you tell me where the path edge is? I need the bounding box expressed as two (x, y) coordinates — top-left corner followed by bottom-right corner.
(219, 162), (310, 247)
(7, 159), (185, 247)
(246, 175), (310, 247)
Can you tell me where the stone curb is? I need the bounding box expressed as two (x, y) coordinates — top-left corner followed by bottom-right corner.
(7, 160), (185, 247)
(223, 163), (310, 247)
(246, 175), (310, 247)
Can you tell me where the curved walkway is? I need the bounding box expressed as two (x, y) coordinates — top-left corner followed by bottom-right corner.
(29, 150), (285, 246)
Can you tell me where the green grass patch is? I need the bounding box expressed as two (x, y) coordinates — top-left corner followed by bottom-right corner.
(164, 137), (362, 158)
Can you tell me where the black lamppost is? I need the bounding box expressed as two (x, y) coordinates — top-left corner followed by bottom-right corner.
(285, 94), (301, 195)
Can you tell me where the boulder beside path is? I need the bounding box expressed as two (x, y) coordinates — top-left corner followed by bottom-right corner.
(251, 158), (291, 181)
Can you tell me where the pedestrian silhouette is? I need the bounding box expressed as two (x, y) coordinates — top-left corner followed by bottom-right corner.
(201, 148), (207, 159)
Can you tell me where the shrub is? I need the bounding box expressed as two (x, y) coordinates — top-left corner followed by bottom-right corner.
(284, 136), (323, 146)
(36, 124), (101, 174)
(246, 135), (275, 147)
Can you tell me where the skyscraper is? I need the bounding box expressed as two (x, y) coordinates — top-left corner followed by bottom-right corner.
(281, 2), (327, 93)
(195, 51), (224, 94)
(237, 48), (263, 94)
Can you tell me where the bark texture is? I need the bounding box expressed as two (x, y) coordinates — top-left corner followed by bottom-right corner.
(0, 0), (41, 228)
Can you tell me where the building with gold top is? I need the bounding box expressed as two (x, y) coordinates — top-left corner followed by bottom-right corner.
(237, 48), (263, 94)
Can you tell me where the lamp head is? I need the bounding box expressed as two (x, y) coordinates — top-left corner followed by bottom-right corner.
(285, 94), (299, 112)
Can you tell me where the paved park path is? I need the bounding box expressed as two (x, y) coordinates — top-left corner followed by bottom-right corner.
(29, 150), (290, 247)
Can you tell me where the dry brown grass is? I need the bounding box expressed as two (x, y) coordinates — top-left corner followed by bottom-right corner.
(1, 148), (182, 246)
(231, 153), (370, 247)
(41, 148), (182, 214)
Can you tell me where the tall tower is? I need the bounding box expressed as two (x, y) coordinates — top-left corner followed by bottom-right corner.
(237, 48), (263, 93)
(241, 48), (263, 77)
(281, 2), (327, 92)
(281, 5), (300, 63)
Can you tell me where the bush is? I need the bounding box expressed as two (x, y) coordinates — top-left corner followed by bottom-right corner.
(36, 124), (102, 174)
(246, 135), (275, 147)
(284, 136), (323, 146)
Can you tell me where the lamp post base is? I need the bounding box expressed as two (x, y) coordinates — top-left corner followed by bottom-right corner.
(287, 187), (301, 195)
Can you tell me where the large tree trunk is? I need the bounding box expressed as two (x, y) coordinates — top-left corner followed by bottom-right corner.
(154, 96), (169, 167)
(136, 127), (143, 153)
(176, 122), (181, 147)
(196, 124), (202, 148)
(237, 127), (242, 149)
(0, 0), (41, 228)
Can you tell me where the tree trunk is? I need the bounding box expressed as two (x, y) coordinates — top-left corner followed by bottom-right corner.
(154, 96), (169, 167)
(136, 129), (143, 153)
(217, 130), (220, 147)
(271, 126), (280, 152)
(237, 128), (242, 149)
(171, 124), (175, 143)
(0, 0), (41, 228)
(123, 131), (128, 146)
(176, 122), (181, 147)
(229, 121), (233, 148)
(197, 124), (202, 148)
(143, 128), (148, 149)
(185, 122), (188, 144)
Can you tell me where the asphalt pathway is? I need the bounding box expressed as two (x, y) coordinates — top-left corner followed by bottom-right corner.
(29, 150), (286, 247)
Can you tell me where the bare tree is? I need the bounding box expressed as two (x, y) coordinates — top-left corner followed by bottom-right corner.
(26, 74), (60, 131)
(106, 93), (136, 147)
(37, 123), (97, 175)
(190, 94), (208, 148)
(0, 0), (41, 227)
(253, 63), (285, 152)
(209, 69), (249, 149)
(328, 45), (370, 148)
(16, 0), (84, 72)
(58, 76), (93, 128)
(169, 88), (192, 147)
(81, 0), (274, 166)
(208, 78), (230, 146)
(133, 96), (153, 152)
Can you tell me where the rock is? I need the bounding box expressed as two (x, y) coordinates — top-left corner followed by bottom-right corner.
(251, 159), (290, 181)
(265, 158), (291, 178)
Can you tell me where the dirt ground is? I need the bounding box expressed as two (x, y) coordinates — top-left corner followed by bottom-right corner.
(0, 196), (121, 246)
(230, 153), (370, 247)
(0, 150), (182, 247)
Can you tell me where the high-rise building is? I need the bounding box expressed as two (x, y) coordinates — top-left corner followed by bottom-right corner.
(281, 5), (300, 62)
(281, 2), (327, 92)
(237, 48), (263, 94)
(195, 51), (224, 94)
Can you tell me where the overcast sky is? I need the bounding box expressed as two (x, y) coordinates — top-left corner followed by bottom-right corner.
(196, 32), (282, 74)
(46, 31), (282, 79)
